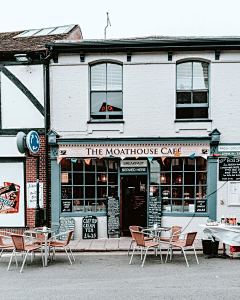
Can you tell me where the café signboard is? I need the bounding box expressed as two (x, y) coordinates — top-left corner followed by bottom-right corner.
(59, 143), (210, 158)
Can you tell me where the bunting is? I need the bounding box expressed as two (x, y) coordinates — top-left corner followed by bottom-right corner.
(161, 157), (166, 165)
(213, 154), (219, 157)
(84, 159), (91, 165)
(228, 156), (236, 159)
(189, 153), (195, 159)
(57, 157), (63, 165)
(120, 157), (126, 160)
(71, 159), (77, 163)
(98, 156), (103, 160)
(109, 155), (114, 158)
(174, 150), (180, 157)
(148, 157), (153, 164)
(201, 156), (208, 160)
(135, 157), (139, 160)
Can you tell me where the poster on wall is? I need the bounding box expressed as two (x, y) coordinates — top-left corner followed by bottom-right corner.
(27, 183), (44, 208)
(0, 162), (25, 227)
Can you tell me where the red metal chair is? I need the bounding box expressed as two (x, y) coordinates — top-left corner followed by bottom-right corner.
(128, 226), (153, 256)
(0, 234), (13, 257)
(165, 231), (199, 267)
(8, 234), (44, 273)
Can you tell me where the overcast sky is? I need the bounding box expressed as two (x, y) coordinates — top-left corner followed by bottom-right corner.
(1, 0), (240, 39)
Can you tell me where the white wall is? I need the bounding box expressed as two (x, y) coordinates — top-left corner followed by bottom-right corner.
(1, 65), (44, 129)
(50, 51), (240, 142)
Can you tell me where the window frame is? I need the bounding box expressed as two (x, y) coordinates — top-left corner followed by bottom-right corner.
(90, 62), (123, 120)
(176, 61), (209, 120)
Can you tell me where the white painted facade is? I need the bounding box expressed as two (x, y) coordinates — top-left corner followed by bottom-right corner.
(49, 47), (240, 239)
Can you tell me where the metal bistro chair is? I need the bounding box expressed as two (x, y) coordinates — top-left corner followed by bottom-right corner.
(166, 231), (199, 267)
(8, 234), (44, 273)
(0, 234), (13, 257)
(128, 226), (153, 256)
(159, 226), (182, 262)
(48, 230), (75, 265)
(129, 230), (163, 267)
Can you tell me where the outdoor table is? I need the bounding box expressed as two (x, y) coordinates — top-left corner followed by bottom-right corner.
(199, 224), (240, 259)
(24, 228), (56, 267)
(143, 227), (171, 255)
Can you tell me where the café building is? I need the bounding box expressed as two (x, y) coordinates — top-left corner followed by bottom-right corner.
(46, 36), (240, 238)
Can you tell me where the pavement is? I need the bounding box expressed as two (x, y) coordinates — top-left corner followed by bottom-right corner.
(68, 237), (217, 252)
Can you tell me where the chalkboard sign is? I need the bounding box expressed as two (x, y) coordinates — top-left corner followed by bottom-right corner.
(58, 217), (75, 240)
(61, 200), (72, 212)
(82, 216), (98, 239)
(219, 158), (240, 181)
(148, 196), (162, 228)
(196, 199), (207, 212)
(107, 196), (120, 236)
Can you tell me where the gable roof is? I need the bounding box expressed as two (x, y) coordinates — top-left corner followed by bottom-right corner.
(0, 24), (82, 53)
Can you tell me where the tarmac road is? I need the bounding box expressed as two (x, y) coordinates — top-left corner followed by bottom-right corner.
(0, 252), (240, 300)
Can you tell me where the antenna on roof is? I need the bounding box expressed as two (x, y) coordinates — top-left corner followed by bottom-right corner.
(104, 12), (111, 39)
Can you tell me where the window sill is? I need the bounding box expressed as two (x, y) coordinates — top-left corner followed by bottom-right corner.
(175, 119), (212, 123)
(87, 120), (125, 124)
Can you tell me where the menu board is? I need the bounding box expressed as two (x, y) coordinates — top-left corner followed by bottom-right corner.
(61, 200), (72, 212)
(195, 199), (207, 212)
(148, 196), (162, 227)
(82, 215), (98, 239)
(219, 158), (240, 181)
(107, 196), (120, 236)
(58, 217), (75, 240)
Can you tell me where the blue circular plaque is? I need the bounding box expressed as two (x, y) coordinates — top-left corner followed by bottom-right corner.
(26, 131), (40, 153)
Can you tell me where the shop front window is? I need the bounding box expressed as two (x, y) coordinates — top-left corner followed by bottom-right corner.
(150, 157), (207, 213)
(61, 159), (119, 213)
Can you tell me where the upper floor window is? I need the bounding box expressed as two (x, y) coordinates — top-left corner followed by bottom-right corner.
(90, 63), (123, 119)
(176, 61), (209, 119)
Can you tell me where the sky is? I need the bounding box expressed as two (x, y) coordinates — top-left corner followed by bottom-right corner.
(1, 0), (240, 39)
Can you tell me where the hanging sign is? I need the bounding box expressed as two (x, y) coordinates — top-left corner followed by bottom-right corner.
(219, 158), (240, 181)
(120, 160), (147, 172)
(26, 131), (40, 153)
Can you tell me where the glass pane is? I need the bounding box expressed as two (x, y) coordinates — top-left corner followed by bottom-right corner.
(108, 160), (118, 172)
(97, 159), (107, 172)
(177, 92), (191, 104)
(193, 92), (207, 103)
(73, 159), (83, 171)
(97, 173), (107, 185)
(150, 173), (160, 185)
(107, 92), (122, 112)
(172, 173), (183, 185)
(184, 186), (194, 198)
(73, 187), (83, 199)
(172, 200), (183, 212)
(176, 107), (208, 119)
(150, 186), (159, 197)
(162, 199), (171, 212)
(151, 160), (160, 172)
(108, 173), (118, 185)
(85, 173), (95, 185)
(107, 64), (122, 90)
(196, 186), (207, 198)
(172, 159), (183, 171)
(73, 200), (84, 212)
(193, 62), (208, 89)
(91, 64), (106, 91)
(97, 186), (107, 198)
(184, 158), (195, 171)
(85, 160), (95, 172)
(160, 173), (171, 185)
(196, 158), (207, 171)
(184, 172), (195, 185)
(97, 200), (107, 212)
(85, 200), (96, 212)
(177, 62), (192, 90)
(160, 159), (171, 171)
(172, 186), (182, 198)
(85, 187), (95, 198)
(73, 173), (83, 185)
(91, 92), (107, 114)
(196, 172), (207, 185)
(108, 186), (118, 198)
(184, 200), (195, 212)
(161, 187), (171, 199)
(61, 187), (72, 199)
(61, 159), (71, 171)
(61, 173), (72, 185)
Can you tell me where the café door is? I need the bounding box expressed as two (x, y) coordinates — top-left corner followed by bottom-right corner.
(120, 175), (147, 236)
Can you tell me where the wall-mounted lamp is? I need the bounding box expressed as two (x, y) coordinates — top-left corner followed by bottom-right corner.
(14, 54), (32, 63)
(220, 199), (224, 205)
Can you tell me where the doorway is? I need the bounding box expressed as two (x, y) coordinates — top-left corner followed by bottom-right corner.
(120, 175), (147, 236)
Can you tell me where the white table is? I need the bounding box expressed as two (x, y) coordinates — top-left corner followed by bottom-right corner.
(25, 228), (56, 267)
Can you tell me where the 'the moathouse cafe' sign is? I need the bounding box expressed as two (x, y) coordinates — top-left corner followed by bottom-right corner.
(59, 143), (210, 158)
